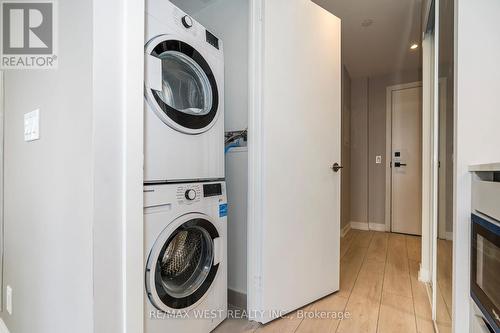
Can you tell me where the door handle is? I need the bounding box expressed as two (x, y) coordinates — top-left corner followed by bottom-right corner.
(331, 163), (343, 172)
(394, 162), (407, 168)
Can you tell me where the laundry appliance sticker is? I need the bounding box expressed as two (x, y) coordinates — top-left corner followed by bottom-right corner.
(219, 203), (228, 218)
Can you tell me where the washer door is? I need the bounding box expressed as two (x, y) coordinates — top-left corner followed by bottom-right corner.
(145, 35), (220, 135)
(146, 213), (220, 311)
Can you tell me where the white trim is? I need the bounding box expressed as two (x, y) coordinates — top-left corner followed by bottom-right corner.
(0, 70), (3, 313)
(419, 264), (431, 283)
(122, 0), (145, 332)
(421, 32), (434, 308)
(350, 221), (369, 231)
(340, 223), (351, 237)
(350, 221), (387, 232)
(0, 319), (9, 333)
(422, 0), (433, 37)
(445, 231), (453, 241)
(92, 1), (145, 332)
(385, 81), (423, 234)
(437, 78), (448, 240)
(431, 1), (440, 321)
(247, 0), (264, 320)
(369, 223), (388, 232)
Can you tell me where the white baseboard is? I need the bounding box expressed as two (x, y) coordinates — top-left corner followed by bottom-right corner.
(350, 221), (369, 231)
(0, 318), (10, 333)
(368, 223), (388, 232)
(350, 221), (387, 232)
(418, 264), (431, 283)
(445, 231), (453, 241)
(340, 223), (351, 237)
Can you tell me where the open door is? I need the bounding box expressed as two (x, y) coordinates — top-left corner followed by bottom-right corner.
(248, 0), (341, 323)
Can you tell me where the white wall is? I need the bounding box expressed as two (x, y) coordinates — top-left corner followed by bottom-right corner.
(194, 0), (250, 298)
(454, 1), (500, 331)
(440, 0), (455, 236)
(225, 150), (248, 295)
(0, 1), (144, 332)
(194, 0), (249, 131)
(350, 78), (369, 224)
(341, 67), (352, 230)
(92, 0), (144, 332)
(350, 70), (421, 229)
(1, 1), (94, 332)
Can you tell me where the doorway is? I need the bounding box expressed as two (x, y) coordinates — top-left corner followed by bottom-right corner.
(386, 82), (423, 236)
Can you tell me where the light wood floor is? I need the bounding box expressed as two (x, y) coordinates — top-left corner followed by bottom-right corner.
(435, 239), (453, 333)
(214, 230), (434, 333)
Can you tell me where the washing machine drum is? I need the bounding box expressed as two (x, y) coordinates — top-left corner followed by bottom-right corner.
(145, 36), (220, 135)
(146, 217), (220, 311)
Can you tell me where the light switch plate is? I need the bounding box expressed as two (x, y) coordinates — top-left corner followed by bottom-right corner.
(376, 156), (382, 164)
(6, 285), (12, 315)
(24, 109), (40, 142)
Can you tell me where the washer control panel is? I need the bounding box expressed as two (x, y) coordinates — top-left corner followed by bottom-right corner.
(176, 184), (202, 204)
(174, 182), (225, 205)
(203, 183), (223, 197)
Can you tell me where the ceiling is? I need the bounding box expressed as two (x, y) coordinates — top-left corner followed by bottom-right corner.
(312, 0), (423, 78)
(169, 0), (217, 15)
(171, 0), (423, 79)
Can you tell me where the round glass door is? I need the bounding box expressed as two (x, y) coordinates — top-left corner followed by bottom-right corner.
(146, 37), (220, 134)
(157, 51), (213, 117)
(146, 217), (220, 310)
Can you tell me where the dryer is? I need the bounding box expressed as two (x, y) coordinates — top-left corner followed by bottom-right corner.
(145, 0), (224, 183)
(144, 181), (227, 333)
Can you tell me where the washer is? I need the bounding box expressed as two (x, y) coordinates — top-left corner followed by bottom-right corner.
(144, 0), (225, 184)
(144, 181), (227, 333)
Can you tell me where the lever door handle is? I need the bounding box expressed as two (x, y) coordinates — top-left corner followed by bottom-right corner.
(394, 162), (407, 168)
(331, 163), (344, 172)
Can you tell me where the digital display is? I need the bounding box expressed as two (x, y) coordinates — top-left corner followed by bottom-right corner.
(206, 30), (219, 50)
(203, 183), (222, 197)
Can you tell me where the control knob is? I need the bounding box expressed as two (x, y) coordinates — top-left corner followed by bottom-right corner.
(182, 15), (193, 28)
(185, 189), (197, 201)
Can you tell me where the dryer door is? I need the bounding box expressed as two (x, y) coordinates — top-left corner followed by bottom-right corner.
(146, 213), (221, 311)
(145, 35), (220, 135)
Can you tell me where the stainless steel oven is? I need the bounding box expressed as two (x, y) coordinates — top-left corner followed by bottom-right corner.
(471, 213), (500, 332)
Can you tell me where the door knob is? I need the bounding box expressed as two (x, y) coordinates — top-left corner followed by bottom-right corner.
(331, 163), (343, 172)
(394, 162), (407, 168)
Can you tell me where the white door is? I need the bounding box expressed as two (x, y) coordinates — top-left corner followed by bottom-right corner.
(248, 0), (341, 323)
(0, 71), (3, 312)
(390, 84), (423, 235)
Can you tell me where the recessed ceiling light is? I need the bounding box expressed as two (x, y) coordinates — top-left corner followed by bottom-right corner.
(361, 19), (374, 28)
(410, 43), (419, 50)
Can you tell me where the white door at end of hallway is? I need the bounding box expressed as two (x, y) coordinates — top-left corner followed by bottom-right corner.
(391, 85), (422, 236)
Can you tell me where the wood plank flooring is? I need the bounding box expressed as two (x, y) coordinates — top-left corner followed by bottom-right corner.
(435, 239), (453, 333)
(214, 230), (434, 333)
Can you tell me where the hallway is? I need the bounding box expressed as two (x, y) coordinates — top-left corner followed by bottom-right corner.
(216, 230), (433, 333)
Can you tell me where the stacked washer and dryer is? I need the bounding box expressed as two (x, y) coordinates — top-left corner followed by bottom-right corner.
(143, 1), (227, 332)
